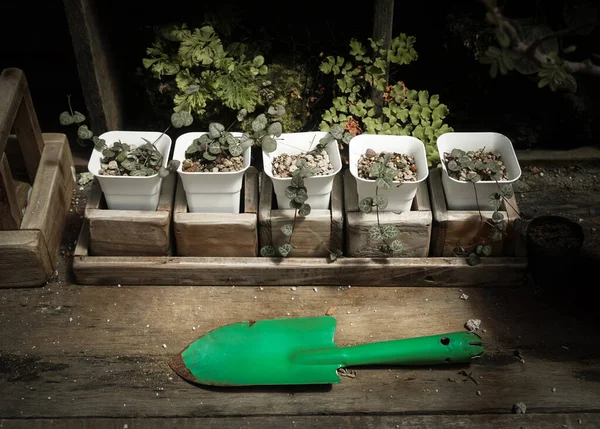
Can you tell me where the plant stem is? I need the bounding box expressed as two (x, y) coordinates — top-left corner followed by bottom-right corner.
(67, 95), (74, 116)
(289, 208), (298, 246)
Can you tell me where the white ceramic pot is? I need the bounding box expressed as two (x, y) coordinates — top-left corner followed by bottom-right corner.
(173, 132), (250, 214)
(88, 131), (172, 211)
(262, 131), (342, 210)
(436, 132), (522, 210)
(349, 134), (429, 213)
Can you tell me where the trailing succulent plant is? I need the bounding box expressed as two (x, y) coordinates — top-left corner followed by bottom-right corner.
(259, 128), (346, 261)
(357, 152), (404, 256)
(318, 36), (454, 166)
(443, 148), (517, 265)
(142, 24), (271, 129)
(59, 96), (179, 178)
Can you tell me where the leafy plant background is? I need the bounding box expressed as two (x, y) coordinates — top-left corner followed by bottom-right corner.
(3, 0), (599, 153)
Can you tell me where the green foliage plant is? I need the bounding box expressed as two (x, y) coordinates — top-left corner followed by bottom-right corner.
(59, 96), (180, 178)
(443, 148), (519, 265)
(356, 152), (404, 256)
(318, 36), (454, 167)
(143, 24), (271, 128)
(479, 0), (600, 93)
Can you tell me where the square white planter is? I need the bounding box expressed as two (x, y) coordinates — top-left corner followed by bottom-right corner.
(349, 134), (429, 213)
(173, 132), (250, 214)
(88, 131), (172, 211)
(436, 132), (522, 210)
(262, 131), (342, 210)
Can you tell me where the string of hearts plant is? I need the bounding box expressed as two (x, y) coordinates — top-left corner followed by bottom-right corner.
(357, 153), (403, 256)
(443, 148), (520, 265)
(259, 129), (346, 261)
(59, 95), (180, 178)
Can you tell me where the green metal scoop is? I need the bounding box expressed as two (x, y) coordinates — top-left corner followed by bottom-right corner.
(169, 316), (484, 386)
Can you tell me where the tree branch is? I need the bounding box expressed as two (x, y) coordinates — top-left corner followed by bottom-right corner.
(480, 0), (600, 77)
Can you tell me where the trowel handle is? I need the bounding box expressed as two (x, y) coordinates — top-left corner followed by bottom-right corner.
(294, 331), (483, 366)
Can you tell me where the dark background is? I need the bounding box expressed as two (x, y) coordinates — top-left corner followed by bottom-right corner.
(1, 0), (598, 151)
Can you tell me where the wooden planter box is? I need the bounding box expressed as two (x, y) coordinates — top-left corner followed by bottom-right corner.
(428, 167), (526, 257)
(1, 69), (75, 288)
(73, 168), (527, 287)
(343, 170), (432, 257)
(174, 167), (259, 257)
(258, 172), (344, 257)
(84, 172), (176, 256)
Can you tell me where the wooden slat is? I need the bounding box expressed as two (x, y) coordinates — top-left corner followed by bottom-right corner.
(0, 230), (52, 287)
(0, 153), (21, 230)
(244, 166), (259, 214)
(429, 168), (521, 257)
(0, 285), (598, 417)
(86, 173), (174, 256)
(0, 68), (25, 157)
(0, 414), (599, 428)
(21, 134), (74, 267)
(330, 171), (344, 252)
(63, 0), (123, 133)
(344, 170), (432, 257)
(13, 85), (44, 182)
(173, 168), (258, 257)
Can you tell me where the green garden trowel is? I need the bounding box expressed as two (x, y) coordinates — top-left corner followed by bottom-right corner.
(169, 315), (484, 386)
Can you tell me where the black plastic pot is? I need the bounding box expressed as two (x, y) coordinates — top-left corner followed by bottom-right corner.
(525, 215), (584, 287)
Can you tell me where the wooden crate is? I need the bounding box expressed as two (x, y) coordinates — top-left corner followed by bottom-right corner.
(428, 167), (525, 257)
(344, 170), (432, 257)
(258, 172), (344, 257)
(174, 167), (259, 257)
(85, 173), (176, 256)
(0, 68), (75, 288)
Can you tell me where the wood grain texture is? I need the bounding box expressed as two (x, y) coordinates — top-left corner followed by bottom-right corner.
(86, 173), (174, 256)
(174, 168), (258, 257)
(344, 170), (432, 257)
(1, 414), (599, 428)
(429, 168), (521, 257)
(0, 285), (598, 418)
(0, 230), (52, 287)
(21, 134), (74, 267)
(63, 0), (123, 133)
(0, 153), (21, 230)
(259, 173), (344, 257)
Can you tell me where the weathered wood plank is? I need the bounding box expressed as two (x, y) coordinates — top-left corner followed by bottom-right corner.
(21, 134), (74, 267)
(0, 230), (52, 287)
(86, 173), (174, 256)
(0, 285), (598, 418)
(72, 232), (527, 287)
(174, 168), (258, 257)
(0, 68), (25, 157)
(13, 85), (44, 182)
(344, 170), (432, 257)
(63, 0), (123, 133)
(259, 173), (344, 257)
(0, 153), (21, 230)
(429, 168), (521, 257)
(0, 414), (598, 429)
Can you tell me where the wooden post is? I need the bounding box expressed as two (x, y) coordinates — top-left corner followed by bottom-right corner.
(371, 0), (395, 117)
(63, 0), (123, 133)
